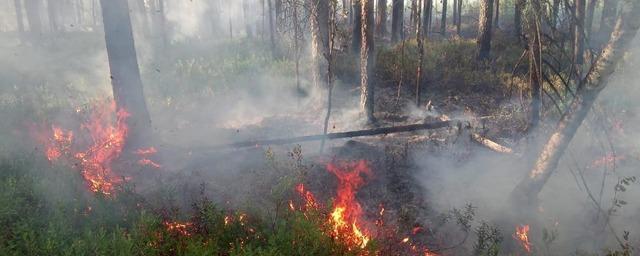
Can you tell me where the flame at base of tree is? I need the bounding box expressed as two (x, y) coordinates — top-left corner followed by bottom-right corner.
(40, 100), (158, 195)
(514, 224), (532, 253)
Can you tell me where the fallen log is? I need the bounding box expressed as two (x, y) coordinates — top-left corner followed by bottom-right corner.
(216, 120), (455, 149)
(470, 133), (513, 154)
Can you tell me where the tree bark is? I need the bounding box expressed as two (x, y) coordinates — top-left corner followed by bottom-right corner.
(416, 0), (424, 106)
(514, 0), (524, 40)
(267, 0), (277, 57)
(24, 0), (43, 38)
(552, 0), (560, 28)
(585, 0), (597, 39)
(440, 0), (447, 35)
(360, 0), (375, 123)
(494, 0), (500, 28)
(353, 0), (362, 53)
(476, 0), (494, 60)
(423, 0), (432, 36)
(574, 0), (586, 65)
(391, 0), (404, 42)
(99, 0), (152, 150)
(14, 0), (26, 42)
(456, 0), (462, 35)
(376, 0), (387, 38)
(511, 1), (640, 204)
(527, 0), (542, 129)
(311, 0), (330, 89)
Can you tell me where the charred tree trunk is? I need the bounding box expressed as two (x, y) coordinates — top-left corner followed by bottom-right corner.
(511, 1), (640, 205)
(14, 0), (26, 42)
(574, 0), (586, 65)
(99, 0), (152, 150)
(375, 0), (387, 38)
(353, 0), (363, 53)
(476, 0), (494, 60)
(440, 0), (447, 35)
(456, 0), (462, 35)
(391, 0), (404, 43)
(268, 0), (277, 57)
(360, 0), (375, 123)
(410, 0), (418, 34)
(452, 0), (458, 28)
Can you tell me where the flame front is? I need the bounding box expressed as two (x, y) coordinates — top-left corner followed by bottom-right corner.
(327, 160), (372, 249)
(514, 224), (532, 253)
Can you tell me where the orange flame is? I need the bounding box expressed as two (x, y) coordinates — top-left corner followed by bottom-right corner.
(514, 224), (532, 253)
(327, 160), (372, 249)
(164, 221), (193, 236)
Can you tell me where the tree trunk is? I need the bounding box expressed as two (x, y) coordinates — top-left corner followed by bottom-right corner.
(440, 0), (447, 35)
(552, 0), (560, 28)
(47, 0), (58, 32)
(494, 0), (500, 28)
(456, 0), (462, 35)
(476, 0), (494, 60)
(267, 0), (277, 56)
(452, 0), (457, 27)
(360, 0), (375, 123)
(311, 0), (330, 89)
(574, 0), (585, 65)
(410, 0), (417, 34)
(415, 0), (424, 106)
(585, 0), (597, 39)
(423, 0), (432, 36)
(511, 0), (640, 205)
(321, 1), (337, 152)
(391, 0), (404, 42)
(375, 0), (387, 38)
(14, 0), (26, 42)
(514, 0), (524, 40)
(527, 0), (542, 129)
(352, 0), (362, 53)
(99, 0), (152, 150)
(24, 0), (43, 38)
(598, 0), (618, 43)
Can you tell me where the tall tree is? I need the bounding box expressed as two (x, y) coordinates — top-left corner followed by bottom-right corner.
(353, 0), (362, 53)
(440, 0), (447, 35)
(375, 0), (387, 37)
(47, 0), (59, 32)
(391, 0), (404, 42)
(511, 0), (640, 204)
(527, 0), (542, 129)
(423, 0), (432, 36)
(99, 0), (152, 150)
(310, 0), (330, 89)
(415, 0), (425, 106)
(14, 0), (26, 42)
(321, 0), (337, 152)
(360, 0), (375, 122)
(476, 0), (494, 60)
(494, 0), (500, 28)
(456, 0), (462, 35)
(574, 0), (586, 65)
(552, 0), (560, 28)
(268, 0), (277, 56)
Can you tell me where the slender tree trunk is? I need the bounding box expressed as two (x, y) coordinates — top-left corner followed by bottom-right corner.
(527, 0), (542, 129)
(311, 0), (330, 90)
(353, 0), (362, 53)
(24, 0), (43, 38)
(375, 0), (387, 38)
(574, 0), (586, 65)
(456, 0), (462, 35)
(494, 0), (500, 28)
(552, 0), (560, 28)
(598, 0), (618, 43)
(99, 0), (152, 150)
(47, 0), (58, 32)
(391, 0), (404, 42)
(360, 0), (375, 123)
(267, 0), (277, 56)
(476, 0), (494, 60)
(514, 0), (524, 40)
(585, 0), (597, 39)
(452, 0), (457, 27)
(423, 0), (432, 36)
(321, 1), (337, 152)
(511, 1), (640, 204)
(293, 0), (301, 97)
(440, 0), (447, 35)
(14, 0), (26, 42)
(416, 0), (424, 106)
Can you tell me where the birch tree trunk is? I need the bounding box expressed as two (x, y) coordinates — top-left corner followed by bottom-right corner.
(511, 0), (640, 204)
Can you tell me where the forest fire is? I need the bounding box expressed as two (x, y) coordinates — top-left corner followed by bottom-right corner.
(514, 224), (532, 253)
(163, 221), (193, 236)
(327, 160), (373, 249)
(135, 147), (162, 168)
(41, 101), (137, 195)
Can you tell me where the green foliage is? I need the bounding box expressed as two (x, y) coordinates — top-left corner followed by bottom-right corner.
(473, 222), (503, 256)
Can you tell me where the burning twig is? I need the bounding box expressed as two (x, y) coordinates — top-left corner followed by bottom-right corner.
(470, 133), (514, 154)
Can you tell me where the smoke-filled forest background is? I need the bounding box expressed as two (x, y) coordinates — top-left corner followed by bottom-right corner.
(0, 0), (639, 255)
